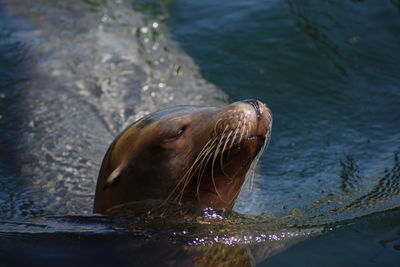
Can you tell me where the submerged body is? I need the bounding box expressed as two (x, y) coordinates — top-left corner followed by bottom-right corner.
(94, 100), (272, 214)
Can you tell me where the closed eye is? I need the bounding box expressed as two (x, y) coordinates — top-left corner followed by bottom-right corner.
(162, 126), (187, 143)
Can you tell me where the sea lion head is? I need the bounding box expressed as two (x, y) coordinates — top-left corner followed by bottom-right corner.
(93, 100), (272, 214)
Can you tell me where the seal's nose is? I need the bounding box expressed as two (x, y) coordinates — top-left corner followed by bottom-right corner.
(242, 99), (262, 119)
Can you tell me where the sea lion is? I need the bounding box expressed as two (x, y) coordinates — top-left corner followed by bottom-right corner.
(93, 100), (272, 214)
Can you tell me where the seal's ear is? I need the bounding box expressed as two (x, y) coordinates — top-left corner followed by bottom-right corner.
(103, 165), (123, 190)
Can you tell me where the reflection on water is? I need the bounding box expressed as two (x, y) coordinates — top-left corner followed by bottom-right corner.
(0, 202), (327, 265)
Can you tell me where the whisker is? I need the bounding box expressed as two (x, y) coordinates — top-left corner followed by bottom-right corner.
(196, 143), (218, 199)
(195, 139), (219, 190)
(211, 132), (226, 201)
(228, 126), (241, 154)
(218, 126), (230, 171)
(220, 128), (237, 176)
(213, 118), (223, 135)
(180, 140), (219, 199)
(166, 137), (219, 203)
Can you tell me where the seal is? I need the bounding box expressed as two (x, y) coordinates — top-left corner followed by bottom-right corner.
(93, 100), (272, 214)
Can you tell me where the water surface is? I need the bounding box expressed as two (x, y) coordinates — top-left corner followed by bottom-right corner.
(169, 0), (400, 265)
(0, 0), (399, 265)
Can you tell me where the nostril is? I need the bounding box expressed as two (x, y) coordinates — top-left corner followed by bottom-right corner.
(242, 99), (262, 119)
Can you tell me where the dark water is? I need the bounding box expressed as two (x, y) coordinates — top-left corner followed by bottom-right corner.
(169, 0), (400, 265)
(0, 0), (400, 266)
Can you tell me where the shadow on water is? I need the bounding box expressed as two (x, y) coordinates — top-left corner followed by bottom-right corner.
(0, 6), (35, 218)
(0, 0), (226, 219)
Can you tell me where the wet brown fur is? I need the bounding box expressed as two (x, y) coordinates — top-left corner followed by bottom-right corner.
(93, 101), (272, 214)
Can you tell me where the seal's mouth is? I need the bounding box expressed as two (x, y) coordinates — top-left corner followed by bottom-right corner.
(245, 134), (266, 142)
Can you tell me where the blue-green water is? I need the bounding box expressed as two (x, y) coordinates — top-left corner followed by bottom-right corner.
(169, 0), (400, 265)
(0, 0), (399, 266)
